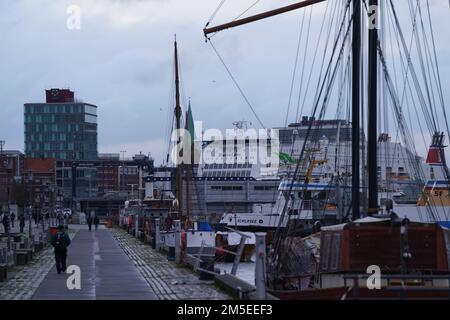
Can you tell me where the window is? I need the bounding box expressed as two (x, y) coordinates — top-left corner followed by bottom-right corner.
(254, 186), (277, 191)
(85, 105), (97, 115)
(85, 114), (97, 124)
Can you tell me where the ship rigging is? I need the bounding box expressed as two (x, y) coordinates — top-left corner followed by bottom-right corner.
(204, 0), (450, 299)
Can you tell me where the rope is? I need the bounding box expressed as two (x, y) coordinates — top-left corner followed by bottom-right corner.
(284, 9), (307, 127)
(208, 39), (266, 128)
(233, 0), (262, 21)
(206, 0), (227, 27)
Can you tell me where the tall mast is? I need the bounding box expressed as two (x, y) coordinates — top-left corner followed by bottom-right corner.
(185, 107), (191, 224)
(204, 0), (368, 220)
(367, 0), (379, 215)
(174, 37), (183, 218)
(351, 0), (361, 220)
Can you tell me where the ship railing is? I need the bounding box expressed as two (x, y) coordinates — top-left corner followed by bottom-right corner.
(186, 227), (251, 277)
(342, 274), (450, 300)
(185, 241), (218, 277)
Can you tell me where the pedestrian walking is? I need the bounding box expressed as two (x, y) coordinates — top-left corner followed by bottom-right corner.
(10, 212), (15, 228)
(57, 212), (62, 225)
(19, 215), (25, 233)
(87, 215), (93, 231)
(50, 225), (71, 274)
(2, 214), (10, 233)
(94, 215), (99, 231)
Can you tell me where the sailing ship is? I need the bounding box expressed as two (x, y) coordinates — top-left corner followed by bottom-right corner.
(158, 38), (216, 268)
(203, 0), (450, 299)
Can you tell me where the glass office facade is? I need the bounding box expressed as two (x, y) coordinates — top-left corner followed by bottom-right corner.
(24, 102), (99, 199)
(24, 103), (98, 160)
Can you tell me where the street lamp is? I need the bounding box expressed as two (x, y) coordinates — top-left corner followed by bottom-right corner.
(27, 170), (33, 240)
(48, 184), (55, 227)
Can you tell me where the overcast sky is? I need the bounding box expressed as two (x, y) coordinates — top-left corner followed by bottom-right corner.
(1, 0), (449, 165)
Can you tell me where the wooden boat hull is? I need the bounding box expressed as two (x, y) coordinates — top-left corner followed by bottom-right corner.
(269, 287), (450, 300)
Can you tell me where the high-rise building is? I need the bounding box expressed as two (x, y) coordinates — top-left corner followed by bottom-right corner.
(24, 89), (98, 161)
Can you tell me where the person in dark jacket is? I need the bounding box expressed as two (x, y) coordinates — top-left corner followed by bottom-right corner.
(93, 215), (100, 231)
(2, 214), (10, 233)
(87, 215), (93, 231)
(50, 225), (71, 274)
(19, 215), (25, 233)
(10, 212), (15, 228)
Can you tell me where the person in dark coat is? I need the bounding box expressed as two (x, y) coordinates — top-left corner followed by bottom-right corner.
(2, 214), (9, 233)
(50, 225), (71, 274)
(87, 215), (93, 231)
(10, 212), (15, 228)
(19, 215), (25, 233)
(93, 215), (100, 231)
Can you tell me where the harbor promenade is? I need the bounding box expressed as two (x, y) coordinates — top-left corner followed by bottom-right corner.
(33, 225), (157, 300)
(0, 224), (229, 300)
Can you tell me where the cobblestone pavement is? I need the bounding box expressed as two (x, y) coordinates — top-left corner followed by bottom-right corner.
(0, 228), (78, 300)
(111, 228), (231, 300)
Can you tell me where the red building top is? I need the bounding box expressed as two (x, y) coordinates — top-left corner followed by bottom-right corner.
(45, 89), (75, 103)
(24, 158), (55, 174)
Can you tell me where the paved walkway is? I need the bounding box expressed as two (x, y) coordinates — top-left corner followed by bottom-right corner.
(112, 228), (230, 300)
(0, 228), (78, 300)
(32, 226), (157, 300)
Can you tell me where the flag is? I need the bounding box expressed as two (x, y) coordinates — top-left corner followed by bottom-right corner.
(183, 101), (200, 164)
(276, 152), (296, 164)
(186, 102), (195, 145)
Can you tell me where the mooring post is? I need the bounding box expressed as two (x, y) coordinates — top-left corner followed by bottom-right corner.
(174, 220), (181, 264)
(255, 232), (267, 300)
(155, 218), (161, 251)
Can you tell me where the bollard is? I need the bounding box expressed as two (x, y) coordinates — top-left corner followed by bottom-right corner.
(155, 218), (161, 251)
(255, 232), (267, 300)
(174, 220), (181, 264)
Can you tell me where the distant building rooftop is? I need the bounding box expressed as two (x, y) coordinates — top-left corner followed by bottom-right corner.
(45, 88), (75, 103)
(287, 117), (351, 128)
(99, 153), (121, 160)
(24, 158), (55, 173)
(0, 150), (24, 156)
